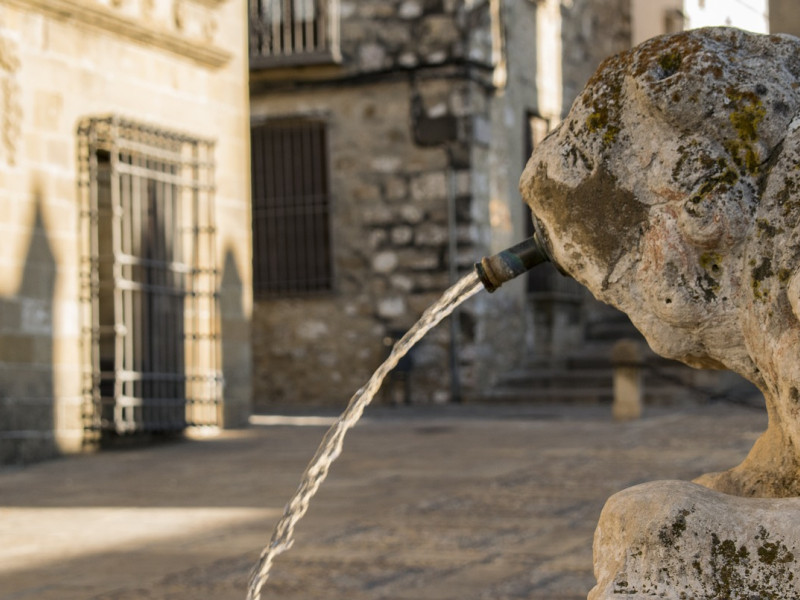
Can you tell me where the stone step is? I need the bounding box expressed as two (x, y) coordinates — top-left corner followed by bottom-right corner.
(482, 386), (614, 404)
(486, 351), (708, 406)
(499, 367), (615, 389)
(484, 378), (700, 406)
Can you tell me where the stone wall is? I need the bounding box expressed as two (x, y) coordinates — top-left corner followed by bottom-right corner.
(770, 0), (800, 37)
(251, 76), (479, 407)
(337, 0), (492, 75)
(250, 1), (502, 408)
(0, 0), (251, 463)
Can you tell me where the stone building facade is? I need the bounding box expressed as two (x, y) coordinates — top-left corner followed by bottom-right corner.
(0, 0), (252, 463)
(249, 0), (631, 408)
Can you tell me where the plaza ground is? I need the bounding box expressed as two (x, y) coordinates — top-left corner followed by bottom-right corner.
(0, 402), (765, 600)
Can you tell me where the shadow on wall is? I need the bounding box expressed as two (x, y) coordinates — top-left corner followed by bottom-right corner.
(219, 246), (250, 427)
(0, 183), (57, 464)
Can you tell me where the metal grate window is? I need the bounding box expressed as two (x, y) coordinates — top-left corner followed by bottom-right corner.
(251, 118), (333, 297)
(249, 0), (340, 67)
(78, 116), (222, 437)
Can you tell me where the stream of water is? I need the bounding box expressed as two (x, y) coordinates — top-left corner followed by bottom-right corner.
(246, 271), (484, 600)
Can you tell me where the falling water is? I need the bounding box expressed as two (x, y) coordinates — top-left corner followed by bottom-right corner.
(246, 271), (483, 600)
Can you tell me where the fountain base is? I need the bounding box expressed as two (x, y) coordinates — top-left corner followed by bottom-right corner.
(590, 480), (800, 599)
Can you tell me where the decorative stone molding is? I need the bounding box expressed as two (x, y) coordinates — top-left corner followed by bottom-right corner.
(0, 31), (21, 166)
(172, 0), (219, 43)
(6, 0), (231, 68)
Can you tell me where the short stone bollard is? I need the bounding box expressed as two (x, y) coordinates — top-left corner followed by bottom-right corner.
(610, 339), (643, 422)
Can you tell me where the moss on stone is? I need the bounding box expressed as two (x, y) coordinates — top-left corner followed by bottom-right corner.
(684, 164), (738, 215)
(699, 251), (723, 273)
(753, 256), (774, 282)
(586, 111), (607, 132)
(581, 50), (627, 148)
(756, 218), (781, 238)
(658, 50), (683, 77)
(776, 175), (800, 227)
(696, 252), (723, 302)
(707, 533), (755, 598)
(603, 125), (620, 145)
(751, 256), (774, 301)
(724, 87), (767, 174)
(758, 540), (795, 565)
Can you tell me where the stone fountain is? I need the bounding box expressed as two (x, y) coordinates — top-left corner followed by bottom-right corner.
(521, 27), (800, 598)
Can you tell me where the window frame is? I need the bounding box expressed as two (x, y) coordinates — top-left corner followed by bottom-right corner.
(78, 115), (222, 436)
(249, 0), (342, 69)
(250, 116), (335, 298)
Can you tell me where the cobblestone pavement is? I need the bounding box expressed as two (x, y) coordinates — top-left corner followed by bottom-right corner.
(0, 402), (765, 600)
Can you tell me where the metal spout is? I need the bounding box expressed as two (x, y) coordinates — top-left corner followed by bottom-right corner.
(475, 234), (550, 293)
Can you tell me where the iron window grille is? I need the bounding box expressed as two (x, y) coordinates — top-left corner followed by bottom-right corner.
(78, 116), (222, 437)
(249, 0), (341, 68)
(251, 118), (334, 297)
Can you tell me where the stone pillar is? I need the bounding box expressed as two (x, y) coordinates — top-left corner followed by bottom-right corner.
(611, 339), (643, 421)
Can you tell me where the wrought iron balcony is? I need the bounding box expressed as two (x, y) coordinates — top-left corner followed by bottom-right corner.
(249, 0), (340, 68)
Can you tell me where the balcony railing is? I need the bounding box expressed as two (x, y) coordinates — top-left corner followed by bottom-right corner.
(249, 0), (340, 68)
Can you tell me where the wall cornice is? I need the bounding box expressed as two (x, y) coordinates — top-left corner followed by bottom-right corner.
(7, 0), (232, 68)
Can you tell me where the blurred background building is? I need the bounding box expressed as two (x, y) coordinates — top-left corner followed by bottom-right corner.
(2, 0), (799, 464)
(249, 0), (796, 411)
(0, 0), (251, 463)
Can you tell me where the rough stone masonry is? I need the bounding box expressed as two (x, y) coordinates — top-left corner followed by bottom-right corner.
(521, 27), (800, 598)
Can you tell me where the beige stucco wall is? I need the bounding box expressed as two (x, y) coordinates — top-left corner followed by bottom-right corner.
(0, 0), (251, 462)
(632, 0), (683, 44)
(770, 0), (800, 37)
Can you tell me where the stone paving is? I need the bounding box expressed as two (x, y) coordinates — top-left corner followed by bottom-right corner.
(0, 402), (765, 600)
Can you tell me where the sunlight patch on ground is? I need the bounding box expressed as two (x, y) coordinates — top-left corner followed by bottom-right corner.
(249, 415), (341, 427)
(0, 506), (280, 574)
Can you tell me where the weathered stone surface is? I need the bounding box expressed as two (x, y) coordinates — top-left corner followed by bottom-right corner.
(521, 25), (800, 600)
(522, 27), (800, 498)
(590, 480), (800, 600)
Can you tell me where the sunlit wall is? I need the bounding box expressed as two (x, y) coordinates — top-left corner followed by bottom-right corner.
(0, 0), (251, 464)
(683, 0), (769, 33)
(633, 0), (771, 46)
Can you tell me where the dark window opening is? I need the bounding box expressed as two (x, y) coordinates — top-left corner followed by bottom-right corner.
(251, 118), (333, 297)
